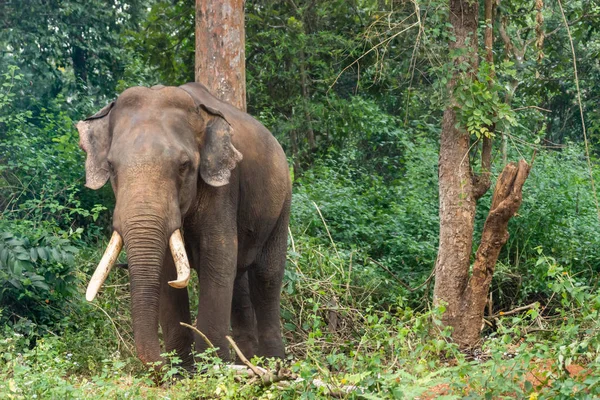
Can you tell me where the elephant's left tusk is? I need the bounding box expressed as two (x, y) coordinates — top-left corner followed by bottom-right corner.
(86, 231), (123, 301)
(168, 229), (191, 289)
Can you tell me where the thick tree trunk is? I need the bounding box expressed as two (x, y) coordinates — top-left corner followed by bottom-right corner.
(195, 0), (246, 111)
(433, 0), (479, 338)
(194, 0), (253, 352)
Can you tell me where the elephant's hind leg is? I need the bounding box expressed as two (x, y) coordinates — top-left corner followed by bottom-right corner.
(159, 254), (194, 369)
(249, 206), (289, 359)
(231, 271), (258, 362)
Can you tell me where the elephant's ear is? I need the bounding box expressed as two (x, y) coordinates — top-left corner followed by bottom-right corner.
(76, 102), (115, 190)
(178, 83), (243, 186)
(200, 115), (243, 187)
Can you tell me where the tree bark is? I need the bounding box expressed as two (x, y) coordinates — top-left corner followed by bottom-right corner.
(433, 0), (480, 339)
(195, 0), (246, 111)
(454, 160), (530, 347)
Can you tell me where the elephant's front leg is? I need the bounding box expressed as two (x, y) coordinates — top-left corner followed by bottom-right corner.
(159, 253), (194, 368)
(195, 234), (237, 361)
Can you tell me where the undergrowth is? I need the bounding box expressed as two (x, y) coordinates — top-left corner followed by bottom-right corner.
(1, 212), (599, 399)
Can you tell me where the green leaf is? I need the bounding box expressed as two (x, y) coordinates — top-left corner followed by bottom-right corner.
(63, 245), (78, 254)
(7, 239), (25, 246)
(12, 259), (24, 275)
(0, 248), (8, 266)
(51, 248), (62, 262)
(37, 247), (48, 261)
(30, 248), (38, 262)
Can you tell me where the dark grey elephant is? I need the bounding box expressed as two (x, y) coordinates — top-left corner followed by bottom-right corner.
(76, 83), (291, 368)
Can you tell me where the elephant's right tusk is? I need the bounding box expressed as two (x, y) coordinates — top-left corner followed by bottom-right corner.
(86, 231), (123, 301)
(168, 229), (191, 289)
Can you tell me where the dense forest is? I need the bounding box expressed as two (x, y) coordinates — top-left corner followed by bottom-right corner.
(1, 0), (599, 398)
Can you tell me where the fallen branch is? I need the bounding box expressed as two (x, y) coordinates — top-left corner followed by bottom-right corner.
(490, 302), (539, 319)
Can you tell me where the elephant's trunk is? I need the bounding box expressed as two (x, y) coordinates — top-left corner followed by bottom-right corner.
(122, 213), (169, 365)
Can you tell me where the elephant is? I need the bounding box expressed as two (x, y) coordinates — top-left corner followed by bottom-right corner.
(76, 82), (291, 369)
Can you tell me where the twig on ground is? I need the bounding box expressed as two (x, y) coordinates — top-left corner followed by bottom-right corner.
(225, 335), (295, 385)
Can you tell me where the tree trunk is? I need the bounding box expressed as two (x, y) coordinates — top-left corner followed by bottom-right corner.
(433, 0), (480, 341)
(194, 0), (253, 350)
(433, 0), (531, 350)
(195, 0), (246, 111)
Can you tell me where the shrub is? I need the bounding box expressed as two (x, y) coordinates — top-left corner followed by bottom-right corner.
(0, 225), (80, 331)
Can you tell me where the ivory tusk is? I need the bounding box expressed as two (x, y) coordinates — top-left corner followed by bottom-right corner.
(86, 231), (123, 301)
(168, 229), (191, 289)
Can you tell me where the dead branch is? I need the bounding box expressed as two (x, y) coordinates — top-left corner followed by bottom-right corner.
(454, 160), (532, 348)
(512, 106), (551, 113)
(225, 335), (264, 379)
(490, 302), (539, 318)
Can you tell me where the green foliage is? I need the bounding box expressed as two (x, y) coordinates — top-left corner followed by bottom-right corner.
(0, 66), (109, 235)
(1, 224), (598, 399)
(0, 0), (600, 398)
(0, 67), (108, 332)
(454, 61), (517, 139)
(0, 228), (78, 320)
(0, 0), (147, 105)
(128, 0), (195, 85)
(292, 133), (439, 290)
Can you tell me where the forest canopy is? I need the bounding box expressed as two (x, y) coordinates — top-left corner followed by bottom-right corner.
(0, 0), (599, 398)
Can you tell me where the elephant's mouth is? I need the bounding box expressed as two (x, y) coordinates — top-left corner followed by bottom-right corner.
(86, 229), (191, 301)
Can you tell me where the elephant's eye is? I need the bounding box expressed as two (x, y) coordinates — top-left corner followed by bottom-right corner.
(179, 160), (191, 174)
(107, 161), (115, 175)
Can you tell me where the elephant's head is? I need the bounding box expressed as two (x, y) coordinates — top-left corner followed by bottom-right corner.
(76, 85), (242, 364)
